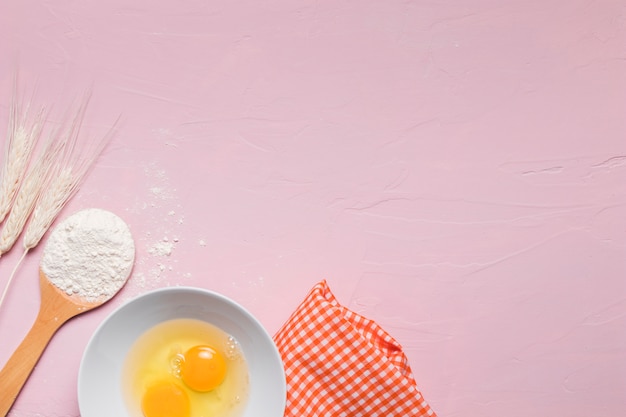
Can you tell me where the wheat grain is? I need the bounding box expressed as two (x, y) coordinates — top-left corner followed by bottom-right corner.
(0, 136), (64, 254)
(0, 90), (44, 223)
(22, 167), (77, 250)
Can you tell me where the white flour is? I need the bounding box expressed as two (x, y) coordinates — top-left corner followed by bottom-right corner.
(41, 208), (135, 302)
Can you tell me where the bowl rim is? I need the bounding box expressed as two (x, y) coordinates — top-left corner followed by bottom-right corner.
(77, 285), (286, 417)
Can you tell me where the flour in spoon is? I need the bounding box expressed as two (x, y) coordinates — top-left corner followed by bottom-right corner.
(41, 208), (135, 302)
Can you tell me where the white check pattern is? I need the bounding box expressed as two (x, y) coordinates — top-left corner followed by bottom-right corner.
(274, 280), (437, 417)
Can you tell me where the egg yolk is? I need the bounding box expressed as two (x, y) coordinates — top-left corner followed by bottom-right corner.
(141, 381), (190, 417)
(180, 345), (227, 392)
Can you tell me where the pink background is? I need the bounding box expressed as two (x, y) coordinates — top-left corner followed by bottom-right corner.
(1, 1), (625, 416)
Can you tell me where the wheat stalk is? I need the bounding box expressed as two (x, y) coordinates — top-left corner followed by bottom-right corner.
(0, 91), (115, 309)
(0, 79), (44, 224)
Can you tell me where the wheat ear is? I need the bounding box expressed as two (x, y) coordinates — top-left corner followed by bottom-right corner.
(0, 92), (114, 310)
(22, 95), (115, 251)
(0, 133), (64, 255)
(0, 167), (76, 309)
(0, 79), (43, 223)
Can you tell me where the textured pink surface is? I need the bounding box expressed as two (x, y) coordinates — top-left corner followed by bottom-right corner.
(0, 1), (625, 416)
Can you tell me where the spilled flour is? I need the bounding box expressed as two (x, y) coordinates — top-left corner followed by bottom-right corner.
(148, 237), (175, 256)
(125, 160), (200, 294)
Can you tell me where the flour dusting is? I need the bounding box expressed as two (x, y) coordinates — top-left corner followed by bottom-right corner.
(126, 160), (188, 292)
(148, 237), (174, 256)
(41, 208), (135, 302)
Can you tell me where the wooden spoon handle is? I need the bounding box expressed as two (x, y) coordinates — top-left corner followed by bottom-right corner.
(0, 311), (67, 417)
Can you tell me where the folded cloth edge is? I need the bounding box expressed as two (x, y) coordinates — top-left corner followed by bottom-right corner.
(273, 280), (437, 417)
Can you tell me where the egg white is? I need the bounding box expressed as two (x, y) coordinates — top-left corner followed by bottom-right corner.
(122, 318), (249, 417)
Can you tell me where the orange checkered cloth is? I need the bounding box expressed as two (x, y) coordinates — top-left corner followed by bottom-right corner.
(273, 280), (437, 417)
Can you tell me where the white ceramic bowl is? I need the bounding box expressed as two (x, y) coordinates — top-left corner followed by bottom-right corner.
(78, 287), (286, 417)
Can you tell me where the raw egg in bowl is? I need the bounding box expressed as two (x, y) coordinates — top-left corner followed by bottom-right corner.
(78, 287), (286, 417)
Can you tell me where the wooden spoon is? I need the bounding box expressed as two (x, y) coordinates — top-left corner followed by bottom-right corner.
(0, 269), (126, 417)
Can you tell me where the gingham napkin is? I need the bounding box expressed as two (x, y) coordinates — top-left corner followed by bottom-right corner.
(273, 280), (436, 417)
